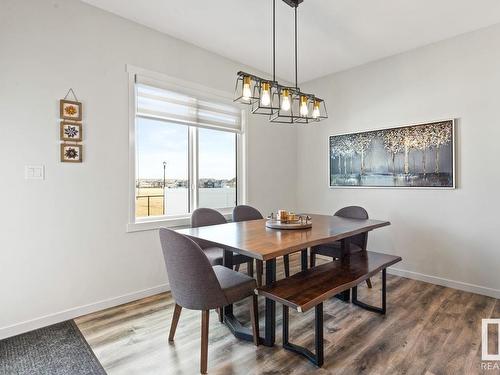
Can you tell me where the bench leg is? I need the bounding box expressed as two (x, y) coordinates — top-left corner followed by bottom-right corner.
(352, 269), (386, 315)
(336, 289), (350, 302)
(282, 303), (324, 367)
(315, 303), (324, 366)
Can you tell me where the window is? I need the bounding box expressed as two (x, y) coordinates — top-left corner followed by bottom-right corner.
(130, 71), (244, 227)
(136, 119), (189, 217)
(198, 128), (237, 209)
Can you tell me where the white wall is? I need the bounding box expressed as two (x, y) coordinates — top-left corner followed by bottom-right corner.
(297, 24), (500, 297)
(3, 0), (499, 340)
(0, 0), (296, 338)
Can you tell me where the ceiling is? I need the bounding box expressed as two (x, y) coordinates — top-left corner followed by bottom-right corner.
(81, 0), (500, 83)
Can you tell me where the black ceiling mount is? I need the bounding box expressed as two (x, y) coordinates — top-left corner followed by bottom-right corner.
(282, 0), (303, 8)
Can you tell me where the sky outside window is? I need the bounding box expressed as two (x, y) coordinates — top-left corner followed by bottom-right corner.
(136, 118), (188, 180)
(198, 128), (236, 180)
(136, 118), (236, 181)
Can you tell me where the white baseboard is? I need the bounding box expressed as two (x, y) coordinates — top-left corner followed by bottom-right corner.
(0, 283), (170, 340)
(2, 263), (499, 341)
(387, 267), (500, 299)
(316, 254), (500, 299)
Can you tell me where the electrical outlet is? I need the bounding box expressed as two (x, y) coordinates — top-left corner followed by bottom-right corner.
(25, 165), (45, 180)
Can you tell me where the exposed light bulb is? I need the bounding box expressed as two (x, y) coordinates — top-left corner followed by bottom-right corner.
(312, 100), (320, 119)
(261, 91), (271, 106)
(300, 96), (309, 117)
(260, 82), (271, 106)
(281, 89), (290, 111)
(242, 76), (252, 101)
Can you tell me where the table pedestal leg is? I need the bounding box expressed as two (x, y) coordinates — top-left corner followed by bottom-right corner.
(222, 250), (260, 343)
(264, 258), (276, 347)
(336, 238), (351, 302)
(223, 250), (234, 315)
(301, 249), (308, 271)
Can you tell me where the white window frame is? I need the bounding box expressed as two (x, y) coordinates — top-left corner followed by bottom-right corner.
(126, 65), (247, 232)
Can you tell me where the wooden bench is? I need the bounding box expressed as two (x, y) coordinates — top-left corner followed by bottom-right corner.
(256, 251), (402, 367)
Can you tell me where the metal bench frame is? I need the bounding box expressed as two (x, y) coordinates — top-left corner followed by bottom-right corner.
(352, 269), (387, 314)
(282, 303), (324, 367)
(280, 268), (387, 367)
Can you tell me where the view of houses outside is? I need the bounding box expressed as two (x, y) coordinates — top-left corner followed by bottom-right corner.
(135, 178), (236, 217)
(136, 116), (237, 219)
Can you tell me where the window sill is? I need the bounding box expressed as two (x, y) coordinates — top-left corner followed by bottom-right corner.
(126, 211), (233, 233)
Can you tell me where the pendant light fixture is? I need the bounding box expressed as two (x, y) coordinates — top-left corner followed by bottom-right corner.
(234, 0), (328, 123)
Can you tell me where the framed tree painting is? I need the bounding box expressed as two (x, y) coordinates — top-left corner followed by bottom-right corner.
(329, 120), (455, 188)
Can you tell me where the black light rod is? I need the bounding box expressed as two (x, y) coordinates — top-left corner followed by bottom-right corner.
(273, 0), (276, 82)
(295, 6), (298, 88)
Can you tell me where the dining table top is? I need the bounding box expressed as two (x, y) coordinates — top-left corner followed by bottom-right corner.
(176, 213), (390, 261)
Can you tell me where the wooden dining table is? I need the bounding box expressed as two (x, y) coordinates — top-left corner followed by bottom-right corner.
(177, 213), (390, 347)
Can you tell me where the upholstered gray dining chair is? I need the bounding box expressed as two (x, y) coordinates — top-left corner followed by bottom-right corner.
(191, 208), (254, 276)
(232, 205), (290, 286)
(310, 206), (373, 288)
(159, 228), (259, 374)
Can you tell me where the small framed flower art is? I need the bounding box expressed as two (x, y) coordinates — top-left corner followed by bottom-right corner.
(60, 99), (82, 121)
(61, 144), (82, 163)
(60, 122), (82, 142)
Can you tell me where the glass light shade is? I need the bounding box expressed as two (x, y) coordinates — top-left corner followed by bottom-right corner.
(251, 80), (280, 115)
(281, 89), (291, 111)
(294, 94), (316, 123)
(234, 73), (258, 104)
(269, 86), (300, 124)
(235, 72), (327, 122)
(299, 95), (309, 117)
(312, 100), (321, 119)
(310, 98), (328, 121)
(260, 82), (271, 106)
(242, 76), (252, 101)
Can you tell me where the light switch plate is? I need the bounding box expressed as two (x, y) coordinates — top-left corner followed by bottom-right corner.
(25, 165), (45, 180)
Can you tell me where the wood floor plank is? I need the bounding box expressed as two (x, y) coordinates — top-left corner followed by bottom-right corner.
(75, 254), (498, 374)
(387, 288), (475, 375)
(332, 281), (449, 374)
(426, 292), (497, 375)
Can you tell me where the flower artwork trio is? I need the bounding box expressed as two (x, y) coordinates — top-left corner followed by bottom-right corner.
(60, 93), (83, 163)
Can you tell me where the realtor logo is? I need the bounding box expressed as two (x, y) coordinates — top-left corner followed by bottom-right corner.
(482, 319), (500, 361)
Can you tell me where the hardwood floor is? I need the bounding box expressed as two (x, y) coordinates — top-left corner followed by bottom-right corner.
(75, 254), (499, 374)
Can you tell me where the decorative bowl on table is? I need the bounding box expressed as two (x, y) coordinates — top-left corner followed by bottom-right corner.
(266, 210), (312, 230)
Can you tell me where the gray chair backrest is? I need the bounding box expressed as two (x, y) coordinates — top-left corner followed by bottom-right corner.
(334, 206), (369, 250)
(191, 208), (226, 228)
(233, 205), (263, 222)
(159, 228), (228, 310)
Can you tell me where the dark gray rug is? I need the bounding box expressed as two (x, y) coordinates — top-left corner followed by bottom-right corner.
(0, 320), (106, 375)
